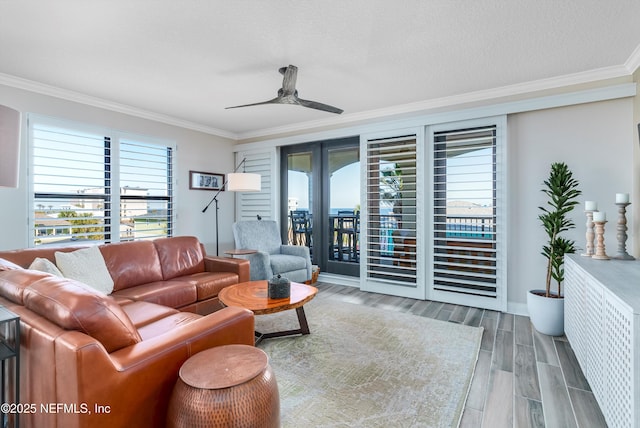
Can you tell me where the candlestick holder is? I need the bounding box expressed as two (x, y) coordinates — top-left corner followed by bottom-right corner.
(613, 202), (635, 260)
(581, 210), (596, 257)
(592, 220), (610, 260)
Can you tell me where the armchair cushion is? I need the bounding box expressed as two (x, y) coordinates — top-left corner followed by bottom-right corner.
(270, 254), (308, 274)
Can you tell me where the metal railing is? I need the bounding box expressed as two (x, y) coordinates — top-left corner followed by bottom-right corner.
(286, 213), (494, 261)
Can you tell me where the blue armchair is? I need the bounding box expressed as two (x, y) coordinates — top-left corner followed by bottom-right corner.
(231, 220), (312, 283)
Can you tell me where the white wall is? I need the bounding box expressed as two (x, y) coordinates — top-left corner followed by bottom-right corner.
(238, 94), (637, 314)
(0, 84), (238, 254)
(1, 83), (636, 315)
(507, 98), (635, 312)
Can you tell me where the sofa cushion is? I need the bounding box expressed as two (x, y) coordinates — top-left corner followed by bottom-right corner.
(23, 276), (142, 353)
(0, 269), (51, 304)
(153, 236), (205, 280)
(119, 301), (179, 328)
(111, 279), (198, 309)
(29, 257), (63, 277)
(99, 240), (164, 291)
(136, 312), (202, 341)
(186, 271), (241, 301)
(55, 246), (114, 294)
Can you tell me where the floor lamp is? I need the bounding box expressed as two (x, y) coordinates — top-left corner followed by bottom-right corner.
(202, 158), (261, 255)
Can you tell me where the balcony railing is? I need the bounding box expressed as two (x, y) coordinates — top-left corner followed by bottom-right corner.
(287, 213), (494, 263)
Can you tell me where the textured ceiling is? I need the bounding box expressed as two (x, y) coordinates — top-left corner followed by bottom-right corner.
(1, 1), (640, 139)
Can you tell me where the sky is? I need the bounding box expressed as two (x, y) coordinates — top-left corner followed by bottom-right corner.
(288, 162), (360, 212)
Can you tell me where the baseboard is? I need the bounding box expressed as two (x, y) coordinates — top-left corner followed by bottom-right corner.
(316, 273), (531, 317)
(507, 301), (528, 316)
(316, 273), (360, 288)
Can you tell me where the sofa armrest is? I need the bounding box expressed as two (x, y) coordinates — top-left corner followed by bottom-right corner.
(203, 256), (250, 283)
(53, 306), (254, 428)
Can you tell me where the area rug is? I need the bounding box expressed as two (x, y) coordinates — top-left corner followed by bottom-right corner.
(256, 297), (483, 428)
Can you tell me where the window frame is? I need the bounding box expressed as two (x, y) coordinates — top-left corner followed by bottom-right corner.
(28, 114), (176, 248)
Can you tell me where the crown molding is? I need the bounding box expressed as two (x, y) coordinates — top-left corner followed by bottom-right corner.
(1, 55), (636, 144)
(236, 65), (632, 140)
(235, 82), (636, 152)
(0, 73), (237, 140)
(625, 43), (640, 74)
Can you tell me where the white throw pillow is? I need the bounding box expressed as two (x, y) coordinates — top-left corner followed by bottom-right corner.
(55, 246), (114, 294)
(28, 257), (63, 277)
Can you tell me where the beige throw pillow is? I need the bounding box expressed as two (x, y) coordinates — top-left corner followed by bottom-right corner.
(29, 257), (63, 277)
(55, 246), (114, 294)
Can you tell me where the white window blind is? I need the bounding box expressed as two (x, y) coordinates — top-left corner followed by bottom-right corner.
(432, 126), (498, 299)
(119, 138), (174, 241)
(365, 135), (418, 286)
(30, 117), (174, 247)
(31, 123), (112, 245)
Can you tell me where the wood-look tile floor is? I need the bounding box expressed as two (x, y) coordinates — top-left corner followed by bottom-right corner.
(314, 282), (608, 428)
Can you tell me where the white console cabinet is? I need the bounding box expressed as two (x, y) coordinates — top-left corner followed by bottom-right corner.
(564, 255), (640, 428)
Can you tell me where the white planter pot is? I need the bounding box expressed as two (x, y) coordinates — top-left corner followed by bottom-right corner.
(527, 289), (564, 336)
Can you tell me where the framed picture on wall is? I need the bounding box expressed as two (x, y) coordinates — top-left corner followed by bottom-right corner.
(189, 171), (225, 191)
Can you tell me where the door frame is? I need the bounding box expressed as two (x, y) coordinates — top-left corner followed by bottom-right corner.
(280, 136), (360, 277)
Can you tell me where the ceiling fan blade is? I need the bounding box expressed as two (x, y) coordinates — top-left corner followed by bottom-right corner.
(225, 65), (342, 114)
(225, 98), (281, 109)
(297, 97), (344, 114)
(279, 65), (298, 96)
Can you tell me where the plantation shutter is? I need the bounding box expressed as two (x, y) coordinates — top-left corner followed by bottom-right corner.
(431, 125), (503, 309)
(364, 135), (418, 287)
(30, 116), (175, 247)
(119, 138), (174, 240)
(31, 121), (113, 245)
(235, 150), (276, 221)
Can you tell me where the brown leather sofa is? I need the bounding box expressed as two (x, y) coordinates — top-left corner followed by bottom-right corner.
(0, 236), (250, 315)
(0, 236), (255, 428)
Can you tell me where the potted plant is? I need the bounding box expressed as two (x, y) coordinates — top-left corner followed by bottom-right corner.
(527, 162), (581, 336)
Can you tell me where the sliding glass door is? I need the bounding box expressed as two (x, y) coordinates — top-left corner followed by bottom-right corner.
(325, 144), (360, 276)
(281, 137), (360, 277)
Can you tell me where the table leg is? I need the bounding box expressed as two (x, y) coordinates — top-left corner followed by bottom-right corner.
(254, 306), (311, 345)
(296, 306), (310, 335)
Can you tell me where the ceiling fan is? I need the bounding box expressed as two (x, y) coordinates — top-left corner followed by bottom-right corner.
(225, 65), (343, 114)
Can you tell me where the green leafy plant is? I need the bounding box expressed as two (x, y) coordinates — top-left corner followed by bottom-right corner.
(538, 162), (581, 298)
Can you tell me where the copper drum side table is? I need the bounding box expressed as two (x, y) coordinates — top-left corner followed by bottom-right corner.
(167, 344), (279, 428)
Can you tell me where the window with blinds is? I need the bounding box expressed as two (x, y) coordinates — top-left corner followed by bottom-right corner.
(30, 117), (174, 247)
(365, 136), (418, 286)
(119, 138), (174, 241)
(432, 126), (498, 299)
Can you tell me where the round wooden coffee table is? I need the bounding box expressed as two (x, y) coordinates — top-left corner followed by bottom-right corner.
(219, 280), (318, 344)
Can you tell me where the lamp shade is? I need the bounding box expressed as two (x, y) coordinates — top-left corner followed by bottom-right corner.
(0, 105), (21, 188)
(226, 172), (261, 192)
